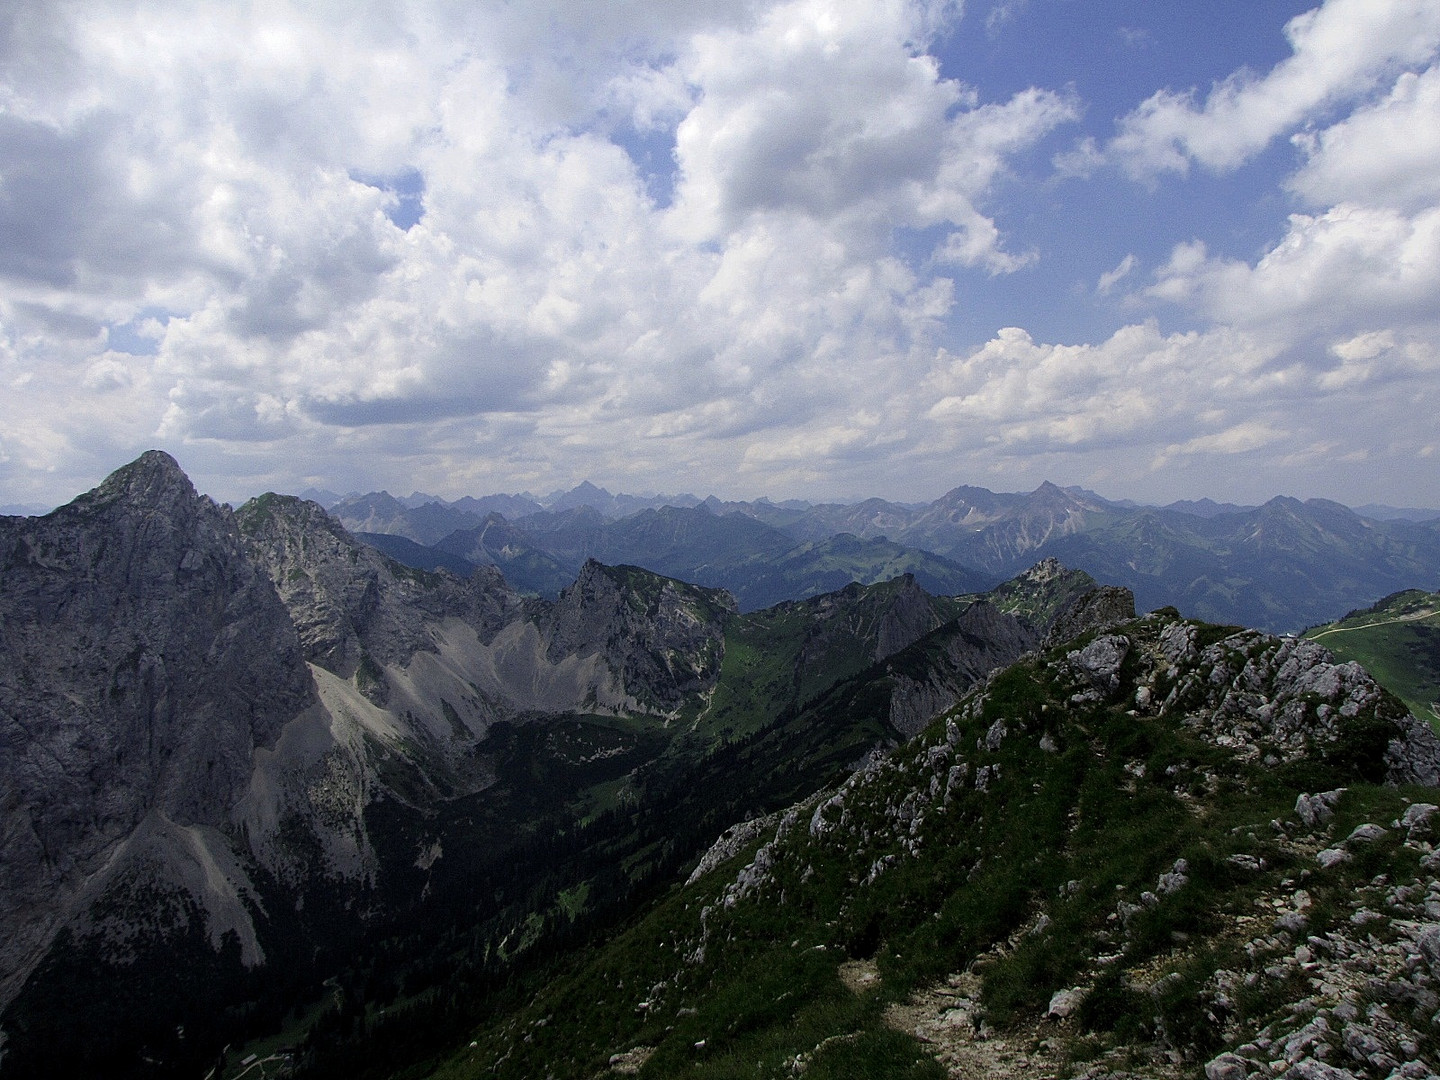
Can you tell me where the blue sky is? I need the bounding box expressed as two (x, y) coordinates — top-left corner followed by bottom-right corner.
(1, 0), (1437, 510)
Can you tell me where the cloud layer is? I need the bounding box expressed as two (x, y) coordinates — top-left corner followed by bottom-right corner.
(1, 0), (1437, 509)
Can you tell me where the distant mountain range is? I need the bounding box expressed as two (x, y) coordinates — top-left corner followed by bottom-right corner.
(307, 481), (1440, 524)
(325, 481), (1440, 633)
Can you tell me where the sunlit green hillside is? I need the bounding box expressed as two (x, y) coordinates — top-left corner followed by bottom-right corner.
(1306, 589), (1440, 727)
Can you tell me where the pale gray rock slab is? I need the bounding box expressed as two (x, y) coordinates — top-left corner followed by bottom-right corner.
(1043, 585), (1136, 648)
(1204, 1051), (1251, 1080)
(1296, 790), (1345, 828)
(1401, 802), (1439, 836)
(1046, 987), (1085, 1019)
(1346, 823), (1388, 844)
(1065, 634), (1131, 696)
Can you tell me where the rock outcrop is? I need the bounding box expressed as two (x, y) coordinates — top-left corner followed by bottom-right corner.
(1042, 583), (1137, 647)
(1145, 623), (1436, 784)
(237, 492), (523, 679)
(541, 560), (733, 714)
(888, 601), (1039, 738)
(984, 556), (1101, 630)
(0, 452), (315, 1009)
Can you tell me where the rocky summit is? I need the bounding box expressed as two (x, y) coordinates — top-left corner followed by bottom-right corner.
(3, 453), (1440, 1080)
(0, 452), (314, 1010)
(0, 456), (743, 1075)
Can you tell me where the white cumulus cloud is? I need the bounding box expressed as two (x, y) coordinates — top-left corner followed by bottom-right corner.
(1289, 62), (1440, 211)
(1147, 205), (1440, 336)
(0, 0), (1087, 505)
(1106, 0), (1440, 178)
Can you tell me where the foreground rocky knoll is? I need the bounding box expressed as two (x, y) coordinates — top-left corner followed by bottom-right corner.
(0, 453), (1076, 1078)
(432, 607), (1440, 1080)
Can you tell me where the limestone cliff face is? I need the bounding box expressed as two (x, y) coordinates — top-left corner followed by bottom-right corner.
(0, 452), (315, 1008)
(236, 493), (524, 679)
(239, 499), (734, 725)
(887, 601), (1039, 738)
(225, 504), (738, 901)
(542, 560), (734, 714)
(795, 573), (957, 674)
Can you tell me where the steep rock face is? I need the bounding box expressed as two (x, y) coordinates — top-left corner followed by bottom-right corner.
(232, 500), (744, 867)
(243, 500), (736, 725)
(1041, 583), (1137, 647)
(888, 601), (1039, 738)
(236, 493), (523, 679)
(232, 502), (725, 859)
(542, 560), (734, 714)
(795, 574), (956, 675)
(0, 452), (315, 1008)
(239, 493), (589, 789)
(870, 574), (955, 660)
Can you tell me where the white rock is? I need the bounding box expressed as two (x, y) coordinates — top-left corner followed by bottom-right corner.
(1046, 987), (1085, 1019)
(985, 719), (1007, 751)
(1295, 789), (1345, 828)
(1402, 803), (1439, 837)
(1347, 823), (1388, 844)
(1203, 1051), (1249, 1080)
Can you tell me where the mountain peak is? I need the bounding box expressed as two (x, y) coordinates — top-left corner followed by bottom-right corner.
(564, 480), (612, 499)
(1026, 479), (1089, 508)
(1016, 556), (1067, 582)
(84, 449), (197, 509)
(1260, 494), (1306, 512)
(547, 480), (618, 513)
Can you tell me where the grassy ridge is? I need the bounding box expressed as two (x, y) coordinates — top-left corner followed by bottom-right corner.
(1305, 588), (1440, 726)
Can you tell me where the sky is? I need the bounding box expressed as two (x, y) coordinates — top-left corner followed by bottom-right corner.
(2, 0), (1439, 511)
